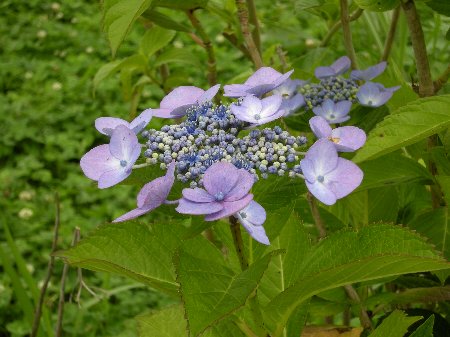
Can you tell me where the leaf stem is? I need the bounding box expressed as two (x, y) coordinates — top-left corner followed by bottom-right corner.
(339, 0), (358, 69)
(381, 7), (401, 62)
(320, 8), (364, 47)
(235, 0), (263, 69)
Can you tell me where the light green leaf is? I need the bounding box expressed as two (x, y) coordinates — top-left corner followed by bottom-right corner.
(55, 221), (185, 296)
(353, 95), (450, 163)
(93, 60), (122, 93)
(154, 48), (201, 67)
(354, 0), (400, 12)
(409, 315), (435, 337)
(103, 0), (153, 56)
(142, 9), (191, 32)
(263, 224), (449, 336)
(369, 310), (421, 337)
(140, 26), (176, 57)
(137, 305), (187, 337)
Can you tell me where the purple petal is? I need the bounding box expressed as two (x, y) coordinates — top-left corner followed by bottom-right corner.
(98, 168), (130, 189)
(306, 180), (337, 205)
(334, 100), (352, 117)
(203, 162), (240, 197)
(282, 94), (305, 115)
(240, 219), (270, 245)
(176, 198), (223, 215)
(245, 67), (283, 86)
(314, 66), (336, 79)
(80, 144), (120, 181)
(305, 139), (339, 176)
(112, 207), (152, 223)
(260, 95), (283, 118)
(357, 82), (393, 107)
(151, 108), (173, 118)
(309, 116), (332, 138)
(258, 108), (285, 124)
(247, 84), (280, 98)
(95, 117), (129, 136)
(271, 69), (295, 89)
(223, 84), (252, 98)
(109, 125), (139, 160)
(331, 126), (366, 152)
(225, 169), (255, 201)
(350, 62), (386, 81)
(137, 161), (176, 208)
(230, 104), (258, 124)
(330, 56), (351, 75)
(160, 86), (204, 109)
(130, 109), (152, 133)
(182, 188), (215, 202)
(237, 200), (266, 226)
(325, 158), (363, 199)
(204, 194), (253, 221)
(300, 158), (317, 183)
(197, 84), (221, 104)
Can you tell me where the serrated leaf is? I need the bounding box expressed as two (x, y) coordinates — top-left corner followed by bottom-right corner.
(369, 310), (422, 337)
(176, 235), (281, 337)
(353, 95), (450, 163)
(140, 26), (176, 57)
(103, 0), (153, 56)
(354, 0), (400, 12)
(263, 224), (449, 336)
(143, 9), (191, 32)
(154, 48), (200, 67)
(55, 221), (185, 296)
(409, 315), (435, 337)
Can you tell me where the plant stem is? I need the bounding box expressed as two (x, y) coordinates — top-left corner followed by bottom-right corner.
(223, 31), (252, 60)
(381, 7), (401, 62)
(31, 193), (61, 337)
(339, 0), (358, 69)
(306, 192), (326, 238)
(276, 45), (288, 72)
(235, 0), (263, 69)
(433, 64), (450, 93)
(187, 10), (217, 86)
(321, 8), (363, 47)
(246, 0), (261, 53)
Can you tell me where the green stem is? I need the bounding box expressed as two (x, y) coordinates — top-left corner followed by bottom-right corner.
(320, 8), (364, 47)
(381, 7), (401, 62)
(246, 0), (261, 53)
(339, 0), (358, 69)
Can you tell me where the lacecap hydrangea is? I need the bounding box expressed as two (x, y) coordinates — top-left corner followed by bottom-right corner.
(80, 56), (398, 245)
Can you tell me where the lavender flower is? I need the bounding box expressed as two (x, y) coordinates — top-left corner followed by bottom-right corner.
(300, 139), (363, 205)
(231, 95), (284, 125)
(95, 109), (153, 136)
(350, 62), (387, 81)
(80, 125), (141, 188)
(113, 162), (176, 222)
(176, 162), (254, 221)
(309, 116), (366, 152)
(314, 56), (351, 79)
(224, 67), (293, 98)
(152, 84), (221, 118)
(272, 79), (306, 115)
(356, 82), (400, 107)
(312, 99), (352, 124)
(235, 201), (269, 245)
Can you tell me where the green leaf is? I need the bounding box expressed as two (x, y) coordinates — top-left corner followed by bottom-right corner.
(154, 48), (201, 67)
(137, 305), (187, 337)
(103, 0), (153, 56)
(354, 0), (400, 12)
(142, 9), (191, 32)
(368, 310), (422, 337)
(436, 175), (450, 206)
(357, 153), (433, 191)
(425, 0), (450, 17)
(93, 60), (122, 93)
(263, 224), (449, 336)
(55, 221), (186, 296)
(152, 0), (209, 10)
(175, 235), (281, 337)
(409, 315), (435, 337)
(353, 95), (450, 163)
(140, 26), (176, 57)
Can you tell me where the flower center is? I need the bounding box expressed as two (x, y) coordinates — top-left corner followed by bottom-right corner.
(328, 136), (340, 144)
(254, 114), (261, 120)
(214, 191), (225, 201)
(239, 212), (247, 219)
(317, 175), (325, 183)
(367, 100), (373, 106)
(120, 160), (128, 167)
(329, 114), (335, 119)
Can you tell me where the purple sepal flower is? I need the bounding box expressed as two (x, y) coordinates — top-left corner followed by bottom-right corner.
(80, 125), (141, 189)
(224, 67), (294, 98)
(113, 162), (176, 223)
(95, 109), (153, 136)
(309, 116), (366, 152)
(152, 84), (221, 118)
(231, 95), (284, 125)
(314, 56), (351, 79)
(300, 139), (363, 205)
(312, 99), (352, 124)
(176, 162), (254, 221)
(350, 62), (387, 81)
(356, 82), (400, 107)
(272, 79), (307, 115)
(236, 201), (269, 245)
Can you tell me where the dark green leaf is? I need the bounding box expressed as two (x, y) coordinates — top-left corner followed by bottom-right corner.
(368, 310), (421, 337)
(409, 315), (435, 337)
(143, 9), (191, 32)
(425, 0), (450, 17)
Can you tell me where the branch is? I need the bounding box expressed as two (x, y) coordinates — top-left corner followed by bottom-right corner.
(339, 0), (358, 69)
(381, 7), (401, 62)
(223, 31), (252, 59)
(246, 0), (261, 53)
(235, 0), (263, 68)
(187, 10), (217, 86)
(433, 64), (450, 93)
(31, 193), (61, 337)
(321, 8), (364, 47)
(306, 192), (326, 238)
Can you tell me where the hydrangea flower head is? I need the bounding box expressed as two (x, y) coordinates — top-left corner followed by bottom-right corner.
(80, 125), (141, 188)
(236, 201), (269, 245)
(176, 162), (254, 221)
(300, 139), (363, 205)
(272, 79), (306, 115)
(312, 99), (352, 124)
(152, 84), (220, 118)
(224, 67), (294, 98)
(309, 116), (366, 152)
(351, 62), (387, 81)
(95, 109), (153, 136)
(356, 82), (400, 107)
(231, 95), (284, 125)
(113, 162), (176, 222)
(314, 56), (351, 79)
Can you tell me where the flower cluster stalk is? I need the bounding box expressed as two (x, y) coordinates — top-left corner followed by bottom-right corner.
(339, 0), (358, 70)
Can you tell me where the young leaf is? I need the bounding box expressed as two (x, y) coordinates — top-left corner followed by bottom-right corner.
(368, 310), (421, 337)
(103, 0), (153, 56)
(263, 224), (450, 336)
(140, 26), (176, 57)
(55, 221), (186, 296)
(353, 95), (450, 163)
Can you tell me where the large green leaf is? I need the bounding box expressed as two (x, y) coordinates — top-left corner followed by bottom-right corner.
(353, 95), (450, 163)
(103, 0), (153, 56)
(368, 310), (421, 337)
(154, 48), (201, 67)
(409, 315), (435, 337)
(263, 224), (449, 336)
(55, 221), (185, 295)
(140, 26), (176, 57)
(175, 235), (280, 337)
